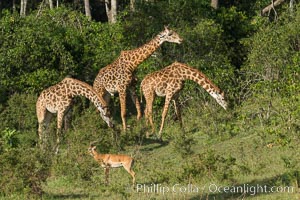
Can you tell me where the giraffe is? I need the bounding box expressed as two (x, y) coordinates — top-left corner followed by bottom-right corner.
(36, 77), (113, 153)
(93, 26), (183, 131)
(140, 62), (228, 139)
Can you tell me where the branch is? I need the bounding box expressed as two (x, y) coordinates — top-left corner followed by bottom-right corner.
(36, 0), (45, 18)
(261, 0), (285, 16)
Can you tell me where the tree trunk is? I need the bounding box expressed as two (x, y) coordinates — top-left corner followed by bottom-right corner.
(130, 0), (135, 11)
(105, 0), (117, 23)
(20, 0), (27, 16)
(84, 0), (92, 20)
(111, 0), (117, 23)
(20, 0), (22, 15)
(211, 0), (219, 9)
(13, 0), (16, 13)
(49, 0), (54, 9)
(289, 0), (295, 12)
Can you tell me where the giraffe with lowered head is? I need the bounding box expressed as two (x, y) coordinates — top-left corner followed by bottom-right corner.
(36, 77), (114, 153)
(141, 62), (228, 139)
(93, 26), (183, 131)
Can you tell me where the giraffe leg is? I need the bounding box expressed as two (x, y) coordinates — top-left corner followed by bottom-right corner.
(63, 108), (72, 132)
(129, 86), (142, 120)
(55, 111), (64, 154)
(144, 91), (155, 137)
(42, 112), (53, 149)
(119, 90), (127, 131)
(96, 87), (111, 114)
(36, 104), (53, 150)
(172, 95), (183, 128)
(158, 95), (173, 140)
(36, 101), (46, 144)
(103, 91), (111, 105)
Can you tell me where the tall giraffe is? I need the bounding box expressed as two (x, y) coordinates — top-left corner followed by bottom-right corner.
(36, 77), (113, 153)
(93, 26), (183, 130)
(141, 62), (228, 139)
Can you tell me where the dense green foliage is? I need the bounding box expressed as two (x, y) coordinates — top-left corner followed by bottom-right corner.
(0, 7), (125, 97)
(0, 1), (299, 199)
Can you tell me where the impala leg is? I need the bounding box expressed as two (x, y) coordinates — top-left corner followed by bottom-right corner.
(130, 170), (136, 185)
(104, 167), (110, 185)
(123, 162), (136, 185)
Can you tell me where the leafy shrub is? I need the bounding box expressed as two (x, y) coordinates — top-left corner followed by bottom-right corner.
(0, 148), (52, 197)
(0, 7), (125, 98)
(182, 150), (237, 182)
(0, 128), (19, 153)
(0, 93), (37, 133)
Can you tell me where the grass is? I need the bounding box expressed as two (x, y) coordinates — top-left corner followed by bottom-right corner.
(1, 98), (299, 200)
(37, 113), (300, 200)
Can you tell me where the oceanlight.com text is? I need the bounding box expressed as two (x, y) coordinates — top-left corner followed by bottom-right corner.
(208, 183), (294, 196)
(135, 183), (295, 196)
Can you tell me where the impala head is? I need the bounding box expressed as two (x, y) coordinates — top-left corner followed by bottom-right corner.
(88, 145), (97, 156)
(210, 91), (228, 110)
(158, 26), (183, 44)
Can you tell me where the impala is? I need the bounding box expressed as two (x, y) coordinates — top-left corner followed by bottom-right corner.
(88, 145), (135, 185)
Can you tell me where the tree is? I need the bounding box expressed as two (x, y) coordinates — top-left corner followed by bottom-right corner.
(211, 0), (219, 9)
(48, 0), (54, 9)
(84, 0), (92, 20)
(261, 0), (285, 17)
(105, 0), (117, 23)
(20, 0), (27, 16)
(130, 0), (135, 11)
(13, 0), (16, 12)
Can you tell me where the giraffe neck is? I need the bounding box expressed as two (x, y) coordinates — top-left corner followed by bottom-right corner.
(177, 63), (221, 94)
(174, 63), (227, 109)
(124, 35), (161, 71)
(63, 78), (113, 126)
(64, 78), (107, 109)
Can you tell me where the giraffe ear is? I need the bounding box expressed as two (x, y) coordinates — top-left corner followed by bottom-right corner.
(164, 25), (169, 31)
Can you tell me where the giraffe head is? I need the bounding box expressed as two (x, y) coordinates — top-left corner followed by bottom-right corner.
(158, 26), (183, 44)
(96, 104), (114, 128)
(209, 91), (228, 110)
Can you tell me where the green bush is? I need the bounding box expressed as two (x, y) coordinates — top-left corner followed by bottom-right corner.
(182, 150), (237, 182)
(236, 8), (300, 146)
(0, 148), (51, 197)
(0, 93), (37, 132)
(0, 7), (125, 98)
